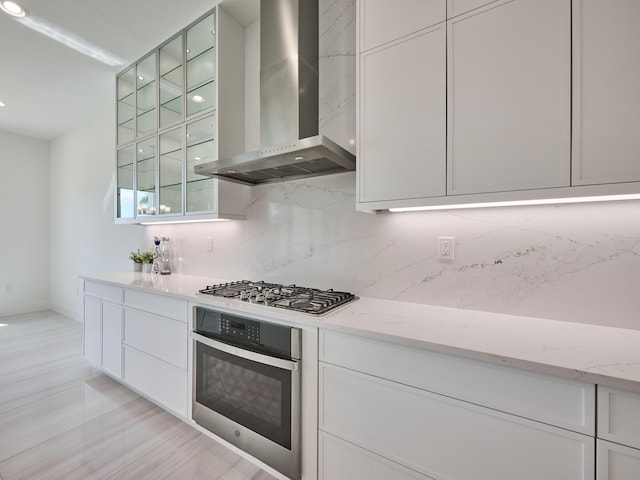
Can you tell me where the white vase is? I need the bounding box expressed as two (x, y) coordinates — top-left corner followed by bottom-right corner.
(133, 262), (142, 272)
(143, 263), (152, 273)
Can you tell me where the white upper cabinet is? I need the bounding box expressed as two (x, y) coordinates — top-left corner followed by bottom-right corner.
(447, 0), (498, 18)
(447, 0), (571, 195)
(358, 24), (446, 203)
(572, 0), (640, 186)
(357, 1), (446, 204)
(359, 1), (445, 52)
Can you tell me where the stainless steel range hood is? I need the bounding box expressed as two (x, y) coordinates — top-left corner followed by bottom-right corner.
(194, 0), (355, 186)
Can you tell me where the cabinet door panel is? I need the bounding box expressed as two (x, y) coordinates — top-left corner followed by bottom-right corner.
(447, 0), (498, 18)
(359, 0), (445, 52)
(572, 0), (640, 185)
(447, 0), (570, 195)
(83, 296), (101, 366)
(359, 25), (446, 203)
(598, 386), (640, 450)
(101, 302), (122, 379)
(320, 364), (594, 480)
(597, 440), (640, 480)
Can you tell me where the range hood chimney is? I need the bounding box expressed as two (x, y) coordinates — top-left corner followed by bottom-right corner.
(194, 0), (356, 186)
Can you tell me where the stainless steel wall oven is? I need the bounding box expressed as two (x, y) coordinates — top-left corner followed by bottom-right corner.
(192, 306), (301, 480)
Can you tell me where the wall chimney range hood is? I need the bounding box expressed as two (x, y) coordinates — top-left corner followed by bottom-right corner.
(194, 0), (356, 186)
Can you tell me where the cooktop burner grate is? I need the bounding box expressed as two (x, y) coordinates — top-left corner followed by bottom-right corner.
(198, 280), (357, 315)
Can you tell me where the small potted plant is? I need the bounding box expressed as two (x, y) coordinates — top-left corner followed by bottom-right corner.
(141, 250), (155, 273)
(129, 250), (144, 272)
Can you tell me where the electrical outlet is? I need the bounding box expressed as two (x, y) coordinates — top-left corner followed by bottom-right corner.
(437, 237), (455, 260)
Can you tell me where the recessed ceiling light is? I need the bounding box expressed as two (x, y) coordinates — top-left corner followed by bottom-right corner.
(0, 1), (28, 17)
(192, 95), (205, 103)
(0, 100), (6, 107)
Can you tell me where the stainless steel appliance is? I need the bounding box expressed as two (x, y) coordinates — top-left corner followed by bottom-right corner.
(197, 280), (357, 315)
(194, 0), (356, 185)
(192, 306), (302, 479)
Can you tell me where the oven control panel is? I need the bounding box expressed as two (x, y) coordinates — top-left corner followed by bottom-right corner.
(220, 316), (260, 344)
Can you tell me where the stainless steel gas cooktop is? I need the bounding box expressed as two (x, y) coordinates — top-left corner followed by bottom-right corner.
(198, 280), (357, 315)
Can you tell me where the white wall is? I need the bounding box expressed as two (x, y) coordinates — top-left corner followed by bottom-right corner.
(49, 108), (144, 321)
(0, 131), (50, 316)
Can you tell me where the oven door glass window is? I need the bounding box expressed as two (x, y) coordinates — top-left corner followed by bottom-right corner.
(195, 341), (293, 449)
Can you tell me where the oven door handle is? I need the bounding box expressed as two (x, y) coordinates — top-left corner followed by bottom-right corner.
(191, 332), (299, 372)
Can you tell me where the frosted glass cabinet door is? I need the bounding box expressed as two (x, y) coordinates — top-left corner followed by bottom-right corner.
(447, 0), (571, 195)
(159, 127), (183, 216)
(159, 35), (183, 129)
(117, 66), (135, 145)
(136, 53), (157, 137)
(186, 114), (217, 213)
(136, 137), (157, 217)
(116, 145), (135, 220)
(186, 12), (216, 117)
(572, 0), (640, 185)
(358, 24), (446, 203)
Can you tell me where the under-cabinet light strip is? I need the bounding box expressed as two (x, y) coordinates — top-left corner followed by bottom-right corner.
(139, 218), (231, 225)
(389, 194), (640, 212)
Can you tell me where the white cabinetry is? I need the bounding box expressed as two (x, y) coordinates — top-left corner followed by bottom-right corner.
(357, 1), (446, 203)
(358, 26), (446, 203)
(83, 281), (123, 379)
(597, 386), (640, 479)
(318, 330), (595, 480)
(122, 288), (188, 417)
(572, 0), (640, 186)
(447, 0), (570, 195)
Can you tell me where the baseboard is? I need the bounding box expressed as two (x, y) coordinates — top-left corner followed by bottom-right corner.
(51, 303), (83, 323)
(0, 302), (51, 319)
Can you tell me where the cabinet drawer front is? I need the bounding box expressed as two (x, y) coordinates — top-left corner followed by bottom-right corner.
(598, 387), (640, 450)
(359, 0), (445, 52)
(320, 364), (594, 480)
(320, 432), (432, 480)
(85, 281), (122, 303)
(123, 308), (187, 369)
(597, 439), (640, 480)
(320, 330), (594, 434)
(123, 289), (187, 322)
(123, 346), (187, 418)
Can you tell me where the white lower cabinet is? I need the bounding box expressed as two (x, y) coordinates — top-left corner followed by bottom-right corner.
(123, 345), (188, 416)
(596, 386), (640, 479)
(83, 281), (123, 379)
(318, 330), (595, 480)
(122, 290), (188, 418)
(597, 440), (640, 480)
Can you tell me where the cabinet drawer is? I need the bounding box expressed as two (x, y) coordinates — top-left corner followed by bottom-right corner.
(597, 439), (640, 480)
(320, 330), (594, 434)
(123, 308), (187, 369)
(123, 289), (187, 322)
(85, 281), (122, 303)
(320, 432), (431, 480)
(320, 364), (594, 480)
(598, 387), (640, 450)
(123, 346), (187, 418)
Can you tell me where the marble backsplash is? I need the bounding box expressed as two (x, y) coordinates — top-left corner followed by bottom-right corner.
(142, 0), (640, 331)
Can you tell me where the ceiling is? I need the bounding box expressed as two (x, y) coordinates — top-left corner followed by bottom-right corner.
(0, 0), (258, 140)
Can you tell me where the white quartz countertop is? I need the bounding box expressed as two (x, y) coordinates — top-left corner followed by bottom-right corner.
(82, 272), (640, 393)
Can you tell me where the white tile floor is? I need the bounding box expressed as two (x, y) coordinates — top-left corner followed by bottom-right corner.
(0, 311), (276, 480)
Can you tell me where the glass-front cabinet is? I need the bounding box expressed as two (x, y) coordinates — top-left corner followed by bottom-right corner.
(115, 6), (246, 224)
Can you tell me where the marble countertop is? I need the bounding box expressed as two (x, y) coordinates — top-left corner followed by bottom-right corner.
(82, 272), (640, 393)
